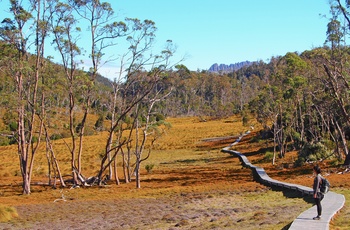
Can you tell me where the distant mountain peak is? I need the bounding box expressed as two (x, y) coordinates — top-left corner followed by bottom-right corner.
(208, 61), (252, 73)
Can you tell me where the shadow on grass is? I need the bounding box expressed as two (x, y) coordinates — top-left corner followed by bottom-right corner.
(249, 170), (314, 203)
(0, 182), (56, 197)
(269, 185), (314, 203)
(282, 222), (293, 230)
(243, 146), (274, 158)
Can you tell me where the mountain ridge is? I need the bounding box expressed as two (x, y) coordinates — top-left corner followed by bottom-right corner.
(208, 61), (252, 73)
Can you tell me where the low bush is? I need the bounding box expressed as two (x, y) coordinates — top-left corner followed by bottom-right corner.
(145, 164), (154, 173)
(296, 142), (332, 166)
(263, 151), (274, 162)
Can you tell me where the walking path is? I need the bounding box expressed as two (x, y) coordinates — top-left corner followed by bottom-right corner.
(221, 131), (345, 230)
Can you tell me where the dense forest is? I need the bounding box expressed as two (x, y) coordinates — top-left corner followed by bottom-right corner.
(1, 0), (350, 195)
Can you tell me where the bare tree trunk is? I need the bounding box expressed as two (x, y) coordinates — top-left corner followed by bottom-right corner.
(69, 93), (78, 185)
(135, 157), (141, 189)
(298, 97), (305, 146)
(43, 123), (66, 187)
(113, 153), (120, 185)
(78, 108), (89, 174)
(108, 82), (119, 181)
(345, 151), (350, 166)
(19, 104), (31, 194)
(334, 118), (350, 163)
(323, 64), (350, 165)
(122, 148), (130, 183)
(273, 120), (277, 166)
(323, 64), (350, 125)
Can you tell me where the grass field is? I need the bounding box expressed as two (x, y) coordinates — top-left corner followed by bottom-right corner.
(0, 116), (348, 229)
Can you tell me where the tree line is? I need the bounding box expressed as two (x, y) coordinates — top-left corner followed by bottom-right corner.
(1, 0), (350, 195)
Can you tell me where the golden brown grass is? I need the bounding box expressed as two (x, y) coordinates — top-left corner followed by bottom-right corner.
(0, 205), (18, 222)
(0, 115), (348, 229)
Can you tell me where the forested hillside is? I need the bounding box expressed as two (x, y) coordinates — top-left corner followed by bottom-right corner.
(1, 0), (350, 195)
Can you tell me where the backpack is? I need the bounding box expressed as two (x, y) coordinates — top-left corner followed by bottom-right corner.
(320, 176), (330, 194)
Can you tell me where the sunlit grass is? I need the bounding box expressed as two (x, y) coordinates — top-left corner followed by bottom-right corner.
(0, 115), (251, 181)
(0, 205), (18, 222)
(330, 188), (350, 229)
(0, 115), (348, 229)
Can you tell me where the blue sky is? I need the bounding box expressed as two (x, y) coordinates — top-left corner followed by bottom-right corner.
(0, 0), (331, 77)
(112, 0), (331, 71)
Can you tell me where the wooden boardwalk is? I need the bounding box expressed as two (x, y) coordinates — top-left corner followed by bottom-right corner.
(221, 131), (345, 230)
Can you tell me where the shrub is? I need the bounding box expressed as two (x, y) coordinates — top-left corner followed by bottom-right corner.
(155, 113), (165, 122)
(105, 112), (112, 120)
(296, 142), (332, 166)
(145, 164), (154, 173)
(242, 115), (249, 127)
(50, 133), (63, 140)
(31, 136), (38, 143)
(8, 121), (17, 131)
(263, 151), (274, 162)
(329, 158), (340, 167)
(0, 136), (9, 146)
(94, 115), (104, 131)
(249, 135), (262, 143)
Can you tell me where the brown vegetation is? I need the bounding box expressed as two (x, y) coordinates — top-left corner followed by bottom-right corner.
(0, 116), (348, 229)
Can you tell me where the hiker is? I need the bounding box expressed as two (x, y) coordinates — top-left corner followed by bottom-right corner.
(313, 165), (324, 220)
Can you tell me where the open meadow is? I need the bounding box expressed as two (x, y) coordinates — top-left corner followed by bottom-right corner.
(0, 116), (349, 229)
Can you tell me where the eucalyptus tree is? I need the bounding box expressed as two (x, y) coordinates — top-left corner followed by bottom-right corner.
(127, 67), (173, 189)
(277, 52), (309, 157)
(158, 65), (188, 116)
(0, 0), (52, 194)
(29, 0), (68, 188)
(320, 0), (350, 165)
(249, 84), (282, 165)
(68, 0), (129, 180)
(0, 0), (33, 194)
(248, 56), (287, 164)
(210, 74), (236, 117)
(49, 0), (83, 185)
(94, 18), (175, 188)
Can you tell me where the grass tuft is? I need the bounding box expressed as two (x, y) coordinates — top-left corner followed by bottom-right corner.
(0, 205), (18, 222)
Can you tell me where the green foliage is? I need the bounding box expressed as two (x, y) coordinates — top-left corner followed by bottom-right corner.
(284, 52), (308, 76)
(175, 64), (190, 74)
(329, 158), (341, 167)
(263, 151), (274, 162)
(154, 113), (165, 122)
(0, 136), (10, 146)
(7, 121), (17, 132)
(31, 136), (38, 143)
(3, 111), (16, 129)
(296, 142), (332, 166)
(105, 112), (112, 121)
(290, 130), (303, 149)
(145, 164), (154, 173)
(50, 133), (63, 140)
(242, 115), (249, 127)
(94, 115), (104, 131)
(75, 122), (83, 134)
